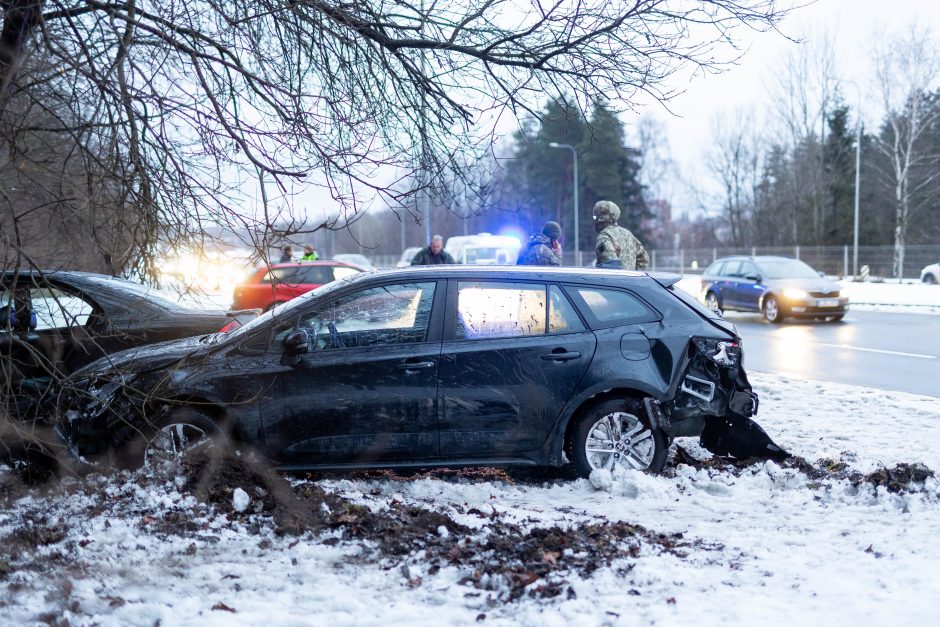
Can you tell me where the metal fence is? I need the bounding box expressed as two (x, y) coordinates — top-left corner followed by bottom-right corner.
(360, 245), (940, 279)
(647, 245), (940, 280)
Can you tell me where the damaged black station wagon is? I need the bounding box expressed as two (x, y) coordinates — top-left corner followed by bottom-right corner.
(59, 266), (788, 476)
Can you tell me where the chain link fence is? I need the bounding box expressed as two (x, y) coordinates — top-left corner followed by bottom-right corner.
(648, 245), (940, 280)
(356, 245), (940, 279)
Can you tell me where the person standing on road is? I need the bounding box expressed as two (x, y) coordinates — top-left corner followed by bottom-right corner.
(592, 200), (649, 270)
(279, 245), (293, 263)
(517, 221), (563, 266)
(411, 234), (456, 265)
(301, 244), (318, 261)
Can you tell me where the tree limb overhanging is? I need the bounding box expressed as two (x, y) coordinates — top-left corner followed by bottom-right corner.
(0, 0), (788, 276)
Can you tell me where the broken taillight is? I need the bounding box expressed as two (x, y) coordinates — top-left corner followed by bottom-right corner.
(692, 337), (740, 367)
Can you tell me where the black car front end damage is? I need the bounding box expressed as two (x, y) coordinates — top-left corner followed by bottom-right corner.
(646, 333), (788, 462)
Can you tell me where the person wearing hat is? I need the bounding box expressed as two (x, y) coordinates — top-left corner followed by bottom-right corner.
(279, 245), (293, 263)
(592, 200), (649, 270)
(301, 244), (318, 261)
(517, 220), (563, 266)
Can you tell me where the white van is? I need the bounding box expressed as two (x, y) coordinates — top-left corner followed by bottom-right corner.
(445, 233), (521, 265)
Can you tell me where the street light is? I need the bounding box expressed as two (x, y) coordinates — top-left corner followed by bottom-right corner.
(547, 142), (580, 266)
(833, 79), (862, 279)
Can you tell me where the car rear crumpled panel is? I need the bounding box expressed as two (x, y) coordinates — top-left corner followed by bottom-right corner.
(661, 339), (752, 435)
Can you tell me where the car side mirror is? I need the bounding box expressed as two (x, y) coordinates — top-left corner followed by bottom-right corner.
(280, 330), (309, 367)
(745, 273), (761, 283)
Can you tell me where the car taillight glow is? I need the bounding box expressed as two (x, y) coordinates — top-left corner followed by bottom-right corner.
(218, 320), (241, 333)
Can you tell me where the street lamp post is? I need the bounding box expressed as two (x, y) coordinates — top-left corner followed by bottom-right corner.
(548, 142), (580, 266)
(834, 79), (862, 278)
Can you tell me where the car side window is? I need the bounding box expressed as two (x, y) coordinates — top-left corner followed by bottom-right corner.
(296, 282), (436, 350)
(573, 287), (657, 326)
(300, 266), (332, 284)
(549, 285), (585, 334)
(30, 286), (94, 330)
(723, 261), (743, 278)
(739, 262), (759, 280)
(708, 261), (726, 277)
(455, 282), (546, 340)
(261, 268), (290, 284)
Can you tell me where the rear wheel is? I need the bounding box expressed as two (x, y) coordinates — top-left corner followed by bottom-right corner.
(704, 291), (722, 313)
(762, 295), (784, 323)
(567, 398), (668, 478)
(112, 407), (228, 471)
(924, 273), (937, 285)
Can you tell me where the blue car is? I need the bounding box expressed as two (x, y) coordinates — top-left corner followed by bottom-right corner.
(700, 256), (849, 323)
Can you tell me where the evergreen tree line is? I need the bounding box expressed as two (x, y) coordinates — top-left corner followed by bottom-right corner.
(719, 96), (940, 250)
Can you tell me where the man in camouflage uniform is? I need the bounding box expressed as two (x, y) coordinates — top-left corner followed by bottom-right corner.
(592, 200), (649, 270)
(517, 221), (563, 266)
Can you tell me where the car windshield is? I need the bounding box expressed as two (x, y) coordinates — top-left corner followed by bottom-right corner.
(758, 259), (820, 279)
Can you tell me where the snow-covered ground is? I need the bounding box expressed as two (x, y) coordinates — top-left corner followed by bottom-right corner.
(1, 373), (938, 626)
(676, 276), (940, 314)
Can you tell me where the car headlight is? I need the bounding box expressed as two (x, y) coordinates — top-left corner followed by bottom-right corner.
(783, 288), (808, 300)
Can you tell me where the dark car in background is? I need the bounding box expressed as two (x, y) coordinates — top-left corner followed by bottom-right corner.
(700, 256), (849, 323)
(232, 261), (365, 312)
(58, 266), (787, 478)
(1, 270), (257, 419)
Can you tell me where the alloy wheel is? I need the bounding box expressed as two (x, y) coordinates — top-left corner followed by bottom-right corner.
(583, 411), (655, 472)
(144, 422), (211, 467)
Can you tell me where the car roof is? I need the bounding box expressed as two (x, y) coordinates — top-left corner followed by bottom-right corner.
(337, 264), (676, 286)
(710, 255), (799, 264)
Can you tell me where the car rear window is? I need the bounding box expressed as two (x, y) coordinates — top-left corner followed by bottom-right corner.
(571, 287), (658, 327)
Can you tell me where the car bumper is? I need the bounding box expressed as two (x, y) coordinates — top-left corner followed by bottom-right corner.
(785, 296), (849, 317)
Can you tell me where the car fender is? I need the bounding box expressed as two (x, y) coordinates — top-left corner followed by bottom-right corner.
(541, 377), (668, 465)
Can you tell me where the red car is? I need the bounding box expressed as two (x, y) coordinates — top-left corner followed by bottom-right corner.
(232, 261), (365, 311)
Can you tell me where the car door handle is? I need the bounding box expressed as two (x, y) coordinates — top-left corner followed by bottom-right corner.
(540, 351), (581, 362)
(396, 360), (435, 370)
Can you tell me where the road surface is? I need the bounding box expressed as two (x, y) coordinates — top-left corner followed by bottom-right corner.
(723, 310), (939, 397)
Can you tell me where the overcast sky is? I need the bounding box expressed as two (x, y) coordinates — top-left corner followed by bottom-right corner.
(637, 0), (940, 215)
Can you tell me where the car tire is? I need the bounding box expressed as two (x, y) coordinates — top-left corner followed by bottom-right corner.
(704, 291), (722, 313)
(567, 398), (668, 478)
(762, 295), (784, 323)
(112, 407), (229, 471)
(924, 273), (937, 285)
(828, 314), (845, 322)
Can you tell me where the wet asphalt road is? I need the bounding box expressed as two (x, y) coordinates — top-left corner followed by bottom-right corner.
(721, 310), (940, 397)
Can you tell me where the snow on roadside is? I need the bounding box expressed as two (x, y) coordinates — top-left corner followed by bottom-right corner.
(2, 373), (939, 626)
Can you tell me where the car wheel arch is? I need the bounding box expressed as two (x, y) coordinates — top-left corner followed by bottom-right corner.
(548, 384), (665, 465)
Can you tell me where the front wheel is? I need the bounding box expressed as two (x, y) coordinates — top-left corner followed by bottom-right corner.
(112, 407), (229, 471)
(762, 295), (784, 323)
(924, 273), (937, 285)
(567, 399), (668, 478)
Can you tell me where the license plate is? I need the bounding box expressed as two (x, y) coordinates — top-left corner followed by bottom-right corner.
(817, 298), (839, 307)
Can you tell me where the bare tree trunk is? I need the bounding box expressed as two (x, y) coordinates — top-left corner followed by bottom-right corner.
(873, 22), (940, 281)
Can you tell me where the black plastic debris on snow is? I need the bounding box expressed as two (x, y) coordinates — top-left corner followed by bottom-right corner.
(669, 445), (935, 493)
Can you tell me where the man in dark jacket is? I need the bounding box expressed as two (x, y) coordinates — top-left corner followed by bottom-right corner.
(279, 245), (293, 263)
(411, 235), (456, 265)
(517, 221), (563, 266)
